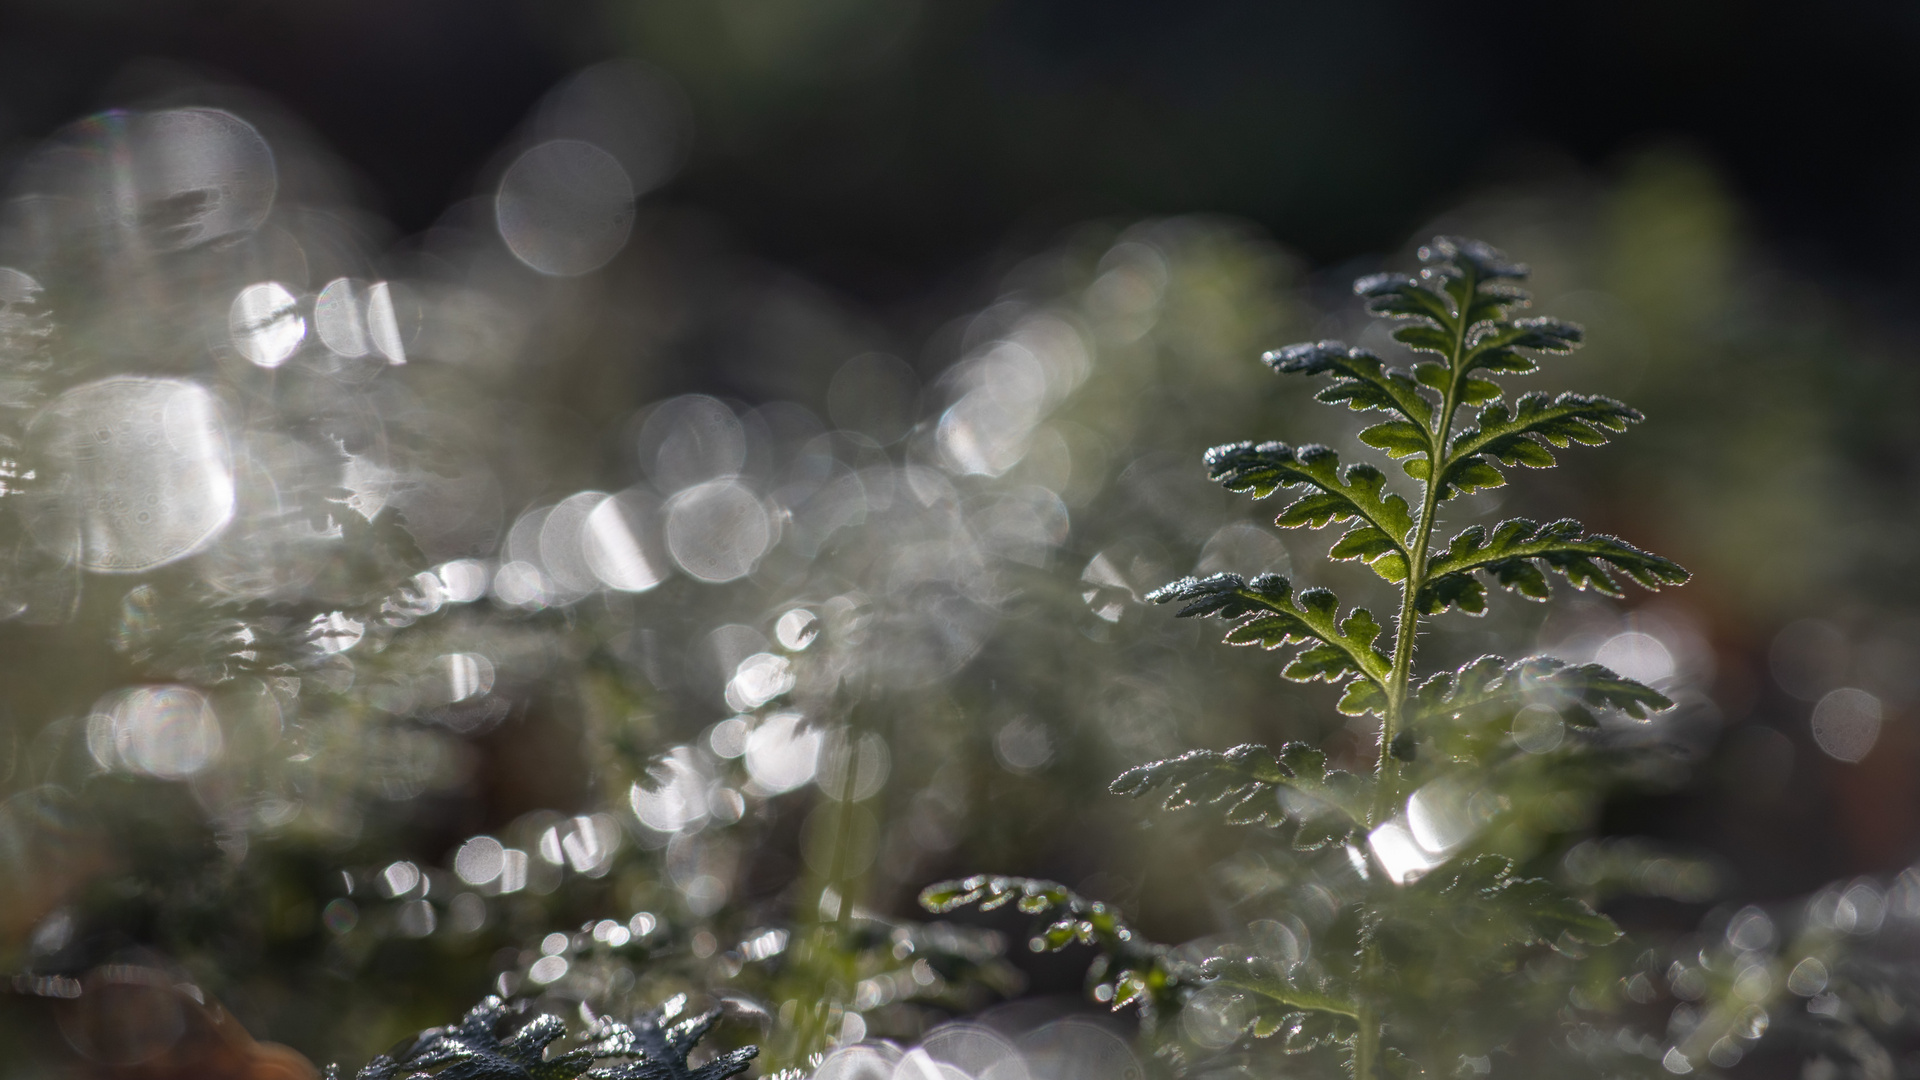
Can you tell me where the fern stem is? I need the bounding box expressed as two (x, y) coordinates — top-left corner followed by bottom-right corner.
(1356, 262), (1478, 1080)
(1352, 992), (1380, 1080)
(1372, 261), (1476, 825)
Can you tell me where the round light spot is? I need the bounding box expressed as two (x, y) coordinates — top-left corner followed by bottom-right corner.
(428, 653), (495, 705)
(1811, 687), (1882, 763)
(26, 378), (235, 573)
(454, 836), (506, 886)
(321, 898), (357, 934)
(583, 489), (669, 592)
(435, 560), (490, 603)
(1787, 957), (1829, 996)
(528, 955), (569, 985)
(1595, 631), (1676, 686)
(127, 108), (276, 250)
(726, 652), (794, 711)
(314, 278), (370, 358)
(380, 861), (421, 898)
(1018, 1017), (1142, 1080)
(365, 283), (407, 364)
(229, 282), (305, 367)
(1196, 521), (1290, 578)
(743, 712), (821, 795)
(87, 685), (223, 779)
(916, 1023), (1026, 1080)
(1511, 704), (1566, 754)
(817, 730), (891, 801)
(813, 1044), (898, 1080)
(639, 395), (747, 491)
(537, 490), (606, 595)
(395, 899), (436, 938)
(775, 608), (819, 651)
(495, 140), (634, 276)
(448, 893), (487, 934)
(708, 716), (750, 759)
(664, 480), (771, 583)
(992, 717), (1052, 773)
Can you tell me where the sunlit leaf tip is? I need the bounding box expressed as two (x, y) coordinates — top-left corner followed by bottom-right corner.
(1419, 236), (1529, 280)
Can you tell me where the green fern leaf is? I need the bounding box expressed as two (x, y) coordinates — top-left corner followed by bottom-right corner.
(1261, 342), (1435, 429)
(1148, 575), (1391, 704)
(1391, 323), (1454, 357)
(1418, 519), (1688, 615)
(1460, 318), (1584, 377)
(1356, 420), (1427, 460)
(1354, 272), (1454, 326)
(1440, 393), (1642, 495)
(1207, 443), (1415, 537)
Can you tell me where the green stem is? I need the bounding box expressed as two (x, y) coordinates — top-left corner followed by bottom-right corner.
(1354, 265), (1478, 1080)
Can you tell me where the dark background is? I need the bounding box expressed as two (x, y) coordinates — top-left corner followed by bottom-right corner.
(1, 0), (1912, 308)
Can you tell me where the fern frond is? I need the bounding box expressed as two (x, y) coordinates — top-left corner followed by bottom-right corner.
(1418, 518), (1688, 615)
(1205, 441), (1420, 584)
(1262, 341), (1434, 430)
(1436, 392), (1642, 496)
(1119, 237), (1692, 1080)
(1147, 574), (1390, 712)
(1205, 442), (1414, 581)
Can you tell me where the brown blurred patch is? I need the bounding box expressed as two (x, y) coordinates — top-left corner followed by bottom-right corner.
(55, 967), (317, 1080)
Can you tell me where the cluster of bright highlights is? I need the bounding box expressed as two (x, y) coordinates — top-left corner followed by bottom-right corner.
(229, 278), (407, 370)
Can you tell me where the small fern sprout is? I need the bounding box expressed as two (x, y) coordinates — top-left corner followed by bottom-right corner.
(929, 237), (1691, 1079)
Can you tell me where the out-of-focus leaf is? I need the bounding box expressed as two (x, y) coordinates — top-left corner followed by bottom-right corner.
(1411, 855), (1621, 949)
(1410, 654), (1672, 732)
(1203, 956), (1359, 1021)
(592, 1002), (757, 1080)
(1109, 742), (1370, 845)
(919, 876), (1175, 1014)
(357, 996), (594, 1080)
